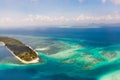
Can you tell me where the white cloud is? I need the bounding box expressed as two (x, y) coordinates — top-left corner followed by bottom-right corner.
(0, 15), (70, 29)
(76, 13), (120, 23)
(78, 0), (107, 4)
(102, 0), (107, 3)
(0, 13), (120, 29)
(111, 0), (120, 5)
(79, 0), (120, 5)
(101, 0), (120, 5)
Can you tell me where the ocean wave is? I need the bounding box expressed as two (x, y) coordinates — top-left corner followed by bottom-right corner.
(35, 47), (50, 51)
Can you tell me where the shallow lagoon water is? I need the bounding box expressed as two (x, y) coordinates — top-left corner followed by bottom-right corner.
(0, 33), (120, 80)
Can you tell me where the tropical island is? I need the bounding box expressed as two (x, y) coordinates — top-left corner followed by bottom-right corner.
(0, 36), (40, 64)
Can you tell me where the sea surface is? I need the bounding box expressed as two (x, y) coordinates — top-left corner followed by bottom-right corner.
(0, 27), (120, 80)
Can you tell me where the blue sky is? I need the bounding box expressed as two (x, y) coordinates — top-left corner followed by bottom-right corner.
(0, 0), (120, 29)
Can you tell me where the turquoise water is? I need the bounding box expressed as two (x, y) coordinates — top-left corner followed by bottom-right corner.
(0, 34), (120, 80)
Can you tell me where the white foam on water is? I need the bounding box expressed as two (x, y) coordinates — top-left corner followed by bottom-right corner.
(35, 47), (50, 51)
(49, 45), (83, 59)
(0, 42), (5, 46)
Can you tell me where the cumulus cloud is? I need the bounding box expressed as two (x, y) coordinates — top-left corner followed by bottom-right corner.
(79, 0), (120, 5)
(102, 0), (107, 3)
(0, 15), (70, 29)
(78, 0), (107, 4)
(0, 13), (120, 29)
(101, 0), (120, 5)
(76, 13), (120, 25)
(111, 0), (120, 5)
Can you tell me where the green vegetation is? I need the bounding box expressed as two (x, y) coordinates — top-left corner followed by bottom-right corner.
(0, 36), (39, 62)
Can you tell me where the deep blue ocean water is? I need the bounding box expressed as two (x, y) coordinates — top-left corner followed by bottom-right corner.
(0, 27), (120, 80)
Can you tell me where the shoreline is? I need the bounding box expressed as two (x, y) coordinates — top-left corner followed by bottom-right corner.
(6, 46), (39, 64)
(6, 45), (39, 64)
(0, 42), (5, 46)
(0, 41), (39, 64)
